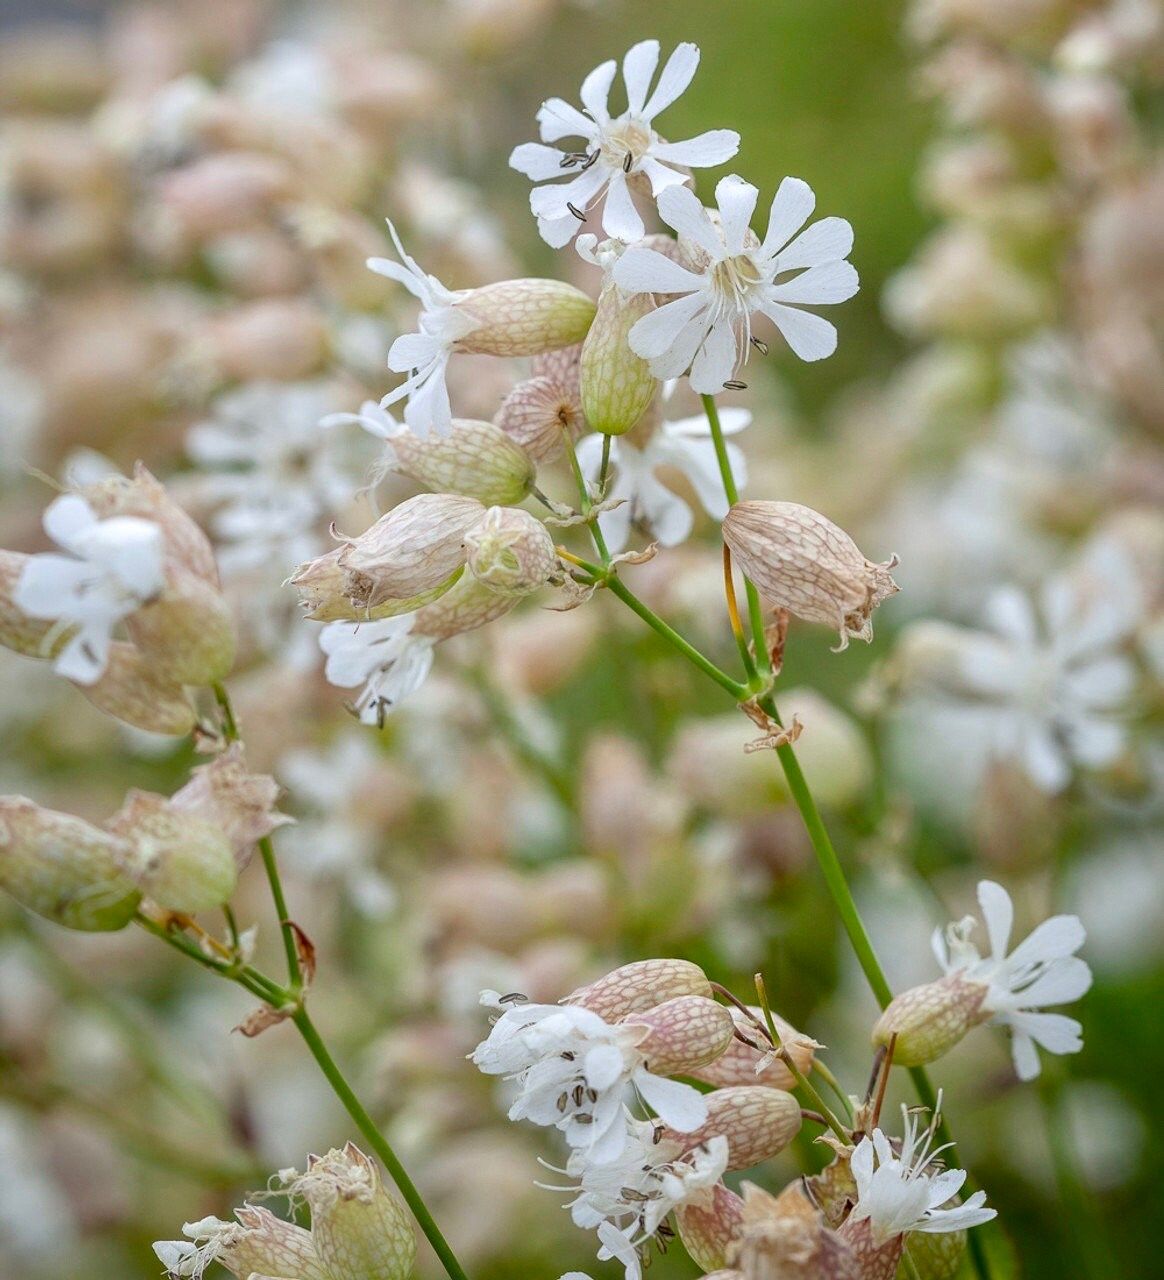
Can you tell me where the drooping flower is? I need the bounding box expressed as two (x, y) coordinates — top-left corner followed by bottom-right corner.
(576, 387), (748, 552)
(845, 1103), (995, 1250)
(613, 174), (859, 388)
(540, 1115), (729, 1280)
(318, 616), (435, 726)
(510, 40), (739, 248)
(471, 994), (709, 1166)
(935, 880), (1091, 1080)
(13, 493), (165, 684)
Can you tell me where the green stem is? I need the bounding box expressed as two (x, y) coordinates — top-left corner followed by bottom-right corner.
(812, 1058), (855, 1123)
(291, 1009), (470, 1280)
(563, 428), (611, 564)
(701, 395), (769, 668)
(1039, 1075), (1107, 1279)
(213, 680), (302, 993)
(134, 914), (287, 1007)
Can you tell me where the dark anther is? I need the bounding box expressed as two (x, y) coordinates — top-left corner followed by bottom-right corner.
(723, 379), (748, 390)
(560, 1050), (576, 1061)
(750, 337), (769, 355)
(623, 152), (633, 172)
(498, 991), (529, 1004)
(579, 151), (599, 172)
(557, 1092), (569, 1113)
(567, 202), (587, 222)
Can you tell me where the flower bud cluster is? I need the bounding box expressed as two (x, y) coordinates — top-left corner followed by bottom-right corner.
(0, 745), (283, 927)
(153, 1143), (414, 1280)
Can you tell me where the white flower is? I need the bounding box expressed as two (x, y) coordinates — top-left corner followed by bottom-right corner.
(471, 996), (707, 1166)
(941, 538), (1141, 793)
(152, 1216), (235, 1279)
(187, 380), (373, 573)
(576, 391), (749, 552)
(318, 616), (435, 726)
(540, 1115), (728, 1280)
(510, 40), (739, 248)
(367, 221), (481, 437)
(935, 880), (1092, 1081)
(613, 174), (859, 389)
(848, 1103), (995, 1246)
(14, 494), (165, 685)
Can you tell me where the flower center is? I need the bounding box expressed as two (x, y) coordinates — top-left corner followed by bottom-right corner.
(601, 120), (653, 171)
(710, 253), (763, 312)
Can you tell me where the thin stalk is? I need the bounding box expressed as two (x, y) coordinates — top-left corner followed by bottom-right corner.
(562, 428), (610, 564)
(723, 543), (757, 679)
(134, 914), (287, 1007)
(291, 1009), (470, 1280)
(213, 680), (302, 993)
(812, 1058), (855, 1123)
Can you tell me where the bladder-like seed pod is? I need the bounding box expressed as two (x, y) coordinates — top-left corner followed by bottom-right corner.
(722, 501), (900, 650)
(411, 573), (523, 641)
(689, 1005), (817, 1090)
(676, 1182), (745, 1273)
(463, 506), (557, 596)
(123, 568), (236, 687)
(0, 798), (140, 931)
(289, 548), (461, 622)
(283, 1144), (416, 1280)
(78, 641), (198, 736)
(871, 974), (990, 1067)
(384, 418), (536, 505)
(622, 995), (736, 1076)
(658, 1086), (803, 1170)
(580, 279), (657, 436)
(566, 958), (712, 1021)
(455, 279), (596, 356)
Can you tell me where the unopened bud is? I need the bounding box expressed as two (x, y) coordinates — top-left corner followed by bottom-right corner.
(661, 1086), (802, 1170)
(723, 501), (900, 651)
(385, 418), (535, 505)
(580, 278), (656, 435)
(0, 798), (140, 931)
(339, 493), (485, 602)
(623, 996), (735, 1076)
(455, 279), (595, 357)
(108, 791), (237, 912)
(284, 1144), (416, 1280)
(691, 1006), (817, 1091)
(871, 974), (989, 1067)
(676, 1182), (745, 1273)
(567, 958), (712, 1021)
(463, 506), (556, 596)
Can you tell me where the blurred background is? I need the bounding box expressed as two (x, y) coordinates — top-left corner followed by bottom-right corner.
(0, 2), (1161, 1278)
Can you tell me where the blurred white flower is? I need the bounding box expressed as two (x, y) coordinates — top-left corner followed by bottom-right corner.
(576, 391), (748, 552)
(848, 1102), (995, 1245)
(471, 996), (706, 1166)
(367, 221), (481, 436)
(319, 617), (435, 725)
(511, 39), (739, 248)
(613, 174), (858, 386)
(936, 880), (1092, 1081)
(14, 494), (164, 684)
(187, 380), (371, 573)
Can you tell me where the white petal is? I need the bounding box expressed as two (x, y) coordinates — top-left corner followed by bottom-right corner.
(613, 247), (705, 297)
(627, 289), (709, 359)
(510, 142), (571, 181)
(976, 881), (1014, 962)
(601, 172), (645, 243)
(689, 316), (739, 393)
(772, 216), (855, 271)
(652, 436), (728, 518)
(985, 586), (1038, 645)
(537, 97), (596, 143)
(1006, 1010), (1084, 1056)
(622, 39), (660, 115)
(530, 163), (608, 222)
(580, 58), (617, 125)
(637, 473), (693, 546)
(1061, 656), (1136, 710)
(1014, 957), (1093, 1007)
(583, 1042), (626, 1091)
(760, 176), (816, 259)
(652, 128), (739, 168)
(642, 41), (700, 118)
(387, 331), (442, 373)
(1064, 714), (1126, 767)
(759, 301), (838, 362)
(43, 493), (97, 551)
(636, 157), (692, 197)
(1020, 721), (1071, 793)
(768, 259), (860, 306)
(634, 1069), (707, 1131)
(538, 212), (586, 250)
(55, 626), (111, 685)
(657, 184), (724, 258)
(14, 556), (93, 618)
(715, 175), (759, 256)
(1007, 913), (1086, 969)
